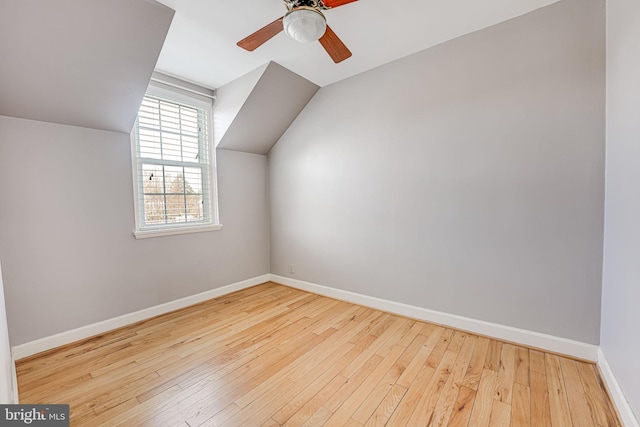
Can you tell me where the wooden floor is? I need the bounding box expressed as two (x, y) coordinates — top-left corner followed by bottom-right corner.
(17, 283), (620, 426)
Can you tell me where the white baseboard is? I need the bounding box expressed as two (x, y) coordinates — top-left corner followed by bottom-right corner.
(11, 273), (634, 422)
(270, 275), (599, 361)
(12, 272), (600, 362)
(598, 349), (640, 427)
(11, 274), (271, 360)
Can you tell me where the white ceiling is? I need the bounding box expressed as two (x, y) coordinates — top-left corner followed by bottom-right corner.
(155, 0), (560, 89)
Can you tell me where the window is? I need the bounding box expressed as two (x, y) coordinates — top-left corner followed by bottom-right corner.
(131, 83), (221, 239)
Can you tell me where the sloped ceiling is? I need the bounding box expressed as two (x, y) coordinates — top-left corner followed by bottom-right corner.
(0, 0), (566, 153)
(216, 62), (319, 154)
(214, 64), (269, 149)
(0, 0), (174, 134)
(154, 0), (560, 88)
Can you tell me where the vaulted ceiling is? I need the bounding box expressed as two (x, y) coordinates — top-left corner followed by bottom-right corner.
(155, 0), (560, 88)
(0, 0), (562, 145)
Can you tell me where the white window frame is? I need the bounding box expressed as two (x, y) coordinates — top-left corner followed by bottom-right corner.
(131, 82), (222, 239)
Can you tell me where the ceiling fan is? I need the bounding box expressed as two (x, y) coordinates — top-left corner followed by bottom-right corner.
(237, 0), (356, 63)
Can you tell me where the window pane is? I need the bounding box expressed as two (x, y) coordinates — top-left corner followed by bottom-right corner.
(135, 92), (212, 229)
(184, 167), (203, 221)
(136, 95), (207, 164)
(142, 164), (167, 225)
(138, 98), (160, 129)
(142, 164), (165, 195)
(182, 135), (199, 162)
(159, 101), (181, 133)
(180, 107), (200, 136)
(165, 166), (184, 194)
(183, 167), (203, 194)
(166, 194), (186, 223)
(161, 133), (182, 162)
(138, 128), (162, 159)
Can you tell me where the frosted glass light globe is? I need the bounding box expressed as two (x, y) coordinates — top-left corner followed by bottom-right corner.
(283, 7), (327, 43)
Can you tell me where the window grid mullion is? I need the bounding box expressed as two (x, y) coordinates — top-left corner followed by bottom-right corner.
(158, 99), (164, 161)
(162, 165), (168, 224)
(178, 107), (188, 222)
(136, 121), (145, 220)
(182, 167), (188, 221)
(178, 105), (184, 163)
(137, 125), (198, 139)
(138, 158), (203, 168)
(198, 110), (207, 214)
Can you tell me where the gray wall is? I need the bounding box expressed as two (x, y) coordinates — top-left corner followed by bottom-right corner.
(269, 0), (605, 344)
(601, 0), (640, 420)
(0, 115), (269, 346)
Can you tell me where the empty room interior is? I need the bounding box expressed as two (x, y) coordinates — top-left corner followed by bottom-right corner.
(0, 0), (638, 425)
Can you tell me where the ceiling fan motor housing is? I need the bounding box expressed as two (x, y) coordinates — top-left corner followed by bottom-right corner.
(284, 0), (329, 10)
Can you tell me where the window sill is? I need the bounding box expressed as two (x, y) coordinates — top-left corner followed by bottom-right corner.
(133, 224), (223, 239)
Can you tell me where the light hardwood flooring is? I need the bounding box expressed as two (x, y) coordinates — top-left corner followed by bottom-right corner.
(17, 282), (621, 426)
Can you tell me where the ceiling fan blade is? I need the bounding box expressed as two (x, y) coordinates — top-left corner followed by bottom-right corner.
(237, 17), (284, 51)
(319, 25), (352, 63)
(322, 0), (357, 8)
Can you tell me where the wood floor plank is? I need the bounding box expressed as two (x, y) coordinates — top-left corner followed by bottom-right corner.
(448, 386), (477, 427)
(347, 312), (388, 344)
(146, 326), (330, 425)
(529, 350), (546, 374)
(484, 340), (503, 372)
(395, 328), (443, 388)
(489, 400), (511, 427)
(301, 406), (332, 427)
(363, 383), (406, 427)
(397, 321), (423, 347)
(426, 328), (455, 368)
(559, 357), (596, 427)
(511, 382), (531, 427)
(322, 344), (406, 425)
(387, 332), (429, 383)
(183, 329), (338, 427)
(219, 378), (298, 427)
(322, 353), (384, 413)
(514, 347), (530, 387)
(468, 369), (498, 427)
(340, 317), (410, 378)
(349, 372), (394, 424)
(461, 336), (490, 391)
(530, 370), (552, 427)
(233, 313), (373, 410)
(448, 330), (468, 353)
(545, 353), (573, 427)
(495, 343), (516, 404)
(311, 303), (362, 335)
(16, 283), (621, 427)
(284, 375), (349, 427)
(385, 364), (436, 425)
(274, 335), (378, 424)
(406, 349), (458, 425)
(428, 335), (477, 426)
(576, 362), (622, 427)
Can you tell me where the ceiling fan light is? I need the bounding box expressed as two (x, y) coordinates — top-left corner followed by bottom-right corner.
(283, 7), (327, 43)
